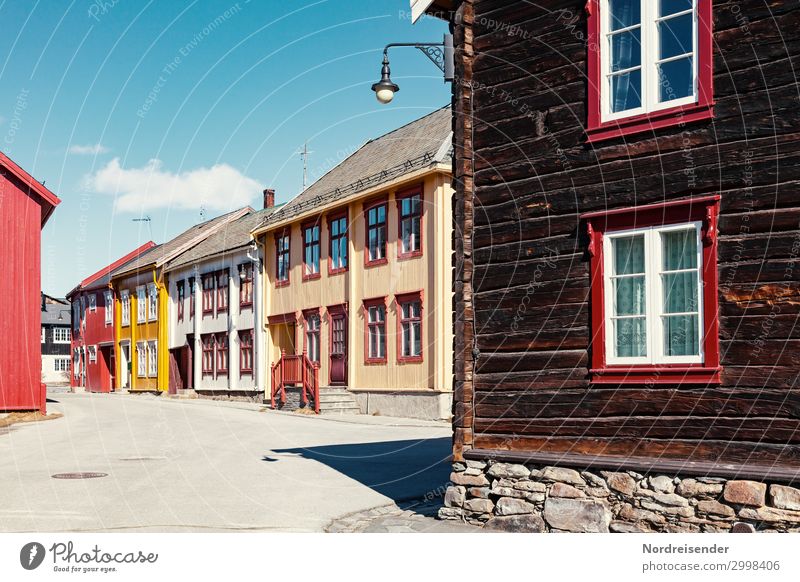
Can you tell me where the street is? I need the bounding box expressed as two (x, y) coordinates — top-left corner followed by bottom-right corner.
(0, 393), (455, 532)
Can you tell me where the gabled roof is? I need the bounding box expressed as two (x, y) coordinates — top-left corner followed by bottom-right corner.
(256, 106), (452, 230)
(165, 205), (281, 272)
(66, 241), (157, 299)
(41, 300), (71, 325)
(111, 207), (252, 279)
(0, 151), (61, 226)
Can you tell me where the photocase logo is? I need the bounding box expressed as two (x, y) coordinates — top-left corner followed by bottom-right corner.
(20, 542), (46, 570)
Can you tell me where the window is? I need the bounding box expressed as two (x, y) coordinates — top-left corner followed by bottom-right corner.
(121, 290), (130, 326)
(217, 271), (229, 312)
(80, 296), (86, 324)
(88, 345), (97, 363)
(73, 302), (80, 331)
(304, 311), (320, 363)
(136, 286), (146, 322)
(239, 263), (254, 308)
(73, 350), (80, 378)
(88, 294), (97, 312)
(364, 298), (387, 364)
(188, 277), (196, 318)
(239, 330), (254, 375)
(365, 201), (387, 266)
(202, 334), (215, 376)
(176, 281), (185, 321)
(397, 190), (423, 258)
(104, 290), (113, 325)
(54, 358), (70, 372)
(582, 195), (721, 384)
(147, 284), (158, 321)
(302, 223), (321, 280)
(53, 327), (71, 343)
(586, 0), (713, 142)
(276, 231), (290, 286)
(137, 342), (147, 377)
(202, 275), (214, 314)
(41, 327), (46, 343)
(396, 292), (423, 362)
(328, 214), (348, 274)
(147, 340), (158, 377)
(215, 333), (228, 377)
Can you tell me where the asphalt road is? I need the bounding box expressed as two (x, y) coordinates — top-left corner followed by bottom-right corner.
(0, 393), (453, 532)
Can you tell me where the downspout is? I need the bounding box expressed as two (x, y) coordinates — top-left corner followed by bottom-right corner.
(155, 267), (168, 392)
(248, 240), (264, 399)
(192, 265), (202, 390)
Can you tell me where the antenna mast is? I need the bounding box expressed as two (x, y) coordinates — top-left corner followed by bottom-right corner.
(297, 141), (314, 191)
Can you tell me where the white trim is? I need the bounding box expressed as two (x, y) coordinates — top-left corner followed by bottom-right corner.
(136, 286), (146, 322)
(121, 289), (130, 326)
(88, 293), (97, 312)
(104, 290), (113, 325)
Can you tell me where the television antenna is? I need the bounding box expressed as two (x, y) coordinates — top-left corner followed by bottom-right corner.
(296, 141), (314, 191)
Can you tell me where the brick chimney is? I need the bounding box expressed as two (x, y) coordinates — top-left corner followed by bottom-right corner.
(263, 188), (275, 209)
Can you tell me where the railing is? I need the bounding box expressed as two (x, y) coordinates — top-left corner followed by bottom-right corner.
(270, 349), (320, 414)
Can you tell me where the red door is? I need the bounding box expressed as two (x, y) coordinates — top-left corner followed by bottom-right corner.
(329, 312), (347, 385)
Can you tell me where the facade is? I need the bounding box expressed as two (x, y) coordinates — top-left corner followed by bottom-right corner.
(67, 242), (156, 392)
(0, 152), (61, 413)
(40, 295), (72, 384)
(252, 107), (454, 419)
(110, 209), (250, 392)
(419, 1), (800, 532)
(164, 199), (278, 397)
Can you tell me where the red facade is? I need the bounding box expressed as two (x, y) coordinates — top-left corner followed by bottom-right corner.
(67, 242), (155, 393)
(0, 152), (60, 413)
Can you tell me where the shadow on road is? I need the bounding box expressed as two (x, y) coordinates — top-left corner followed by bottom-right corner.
(268, 437), (452, 504)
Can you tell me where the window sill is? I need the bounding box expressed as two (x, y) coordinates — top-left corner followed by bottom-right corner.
(398, 250), (423, 261)
(365, 258), (388, 269)
(302, 273), (321, 282)
(275, 280), (290, 288)
(328, 267), (348, 276)
(589, 365), (722, 385)
(364, 358), (387, 366)
(239, 302), (253, 310)
(586, 102), (714, 144)
(397, 356), (423, 365)
(240, 370), (253, 376)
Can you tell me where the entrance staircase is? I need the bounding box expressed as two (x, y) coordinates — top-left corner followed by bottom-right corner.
(270, 351), (361, 415)
(318, 387), (361, 415)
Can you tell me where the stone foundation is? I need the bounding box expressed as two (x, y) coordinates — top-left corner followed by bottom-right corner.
(438, 460), (800, 533)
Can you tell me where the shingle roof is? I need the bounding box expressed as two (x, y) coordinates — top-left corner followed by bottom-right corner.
(42, 300), (71, 325)
(166, 206), (281, 271)
(259, 105), (452, 228)
(111, 207), (251, 278)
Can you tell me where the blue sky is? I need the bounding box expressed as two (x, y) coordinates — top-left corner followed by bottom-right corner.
(0, 0), (449, 296)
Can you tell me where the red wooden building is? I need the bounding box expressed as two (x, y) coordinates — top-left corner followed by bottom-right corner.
(67, 242), (155, 393)
(0, 151), (61, 413)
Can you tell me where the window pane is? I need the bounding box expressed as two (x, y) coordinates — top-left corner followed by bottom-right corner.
(664, 314), (699, 355)
(660, 0), (693, 18)
(610, 29), (641, 72)
(662, 272), (698, 313)
(377, 205), (385, 222)
(658, 56), (694, 102)
(613, 235), (645, 275)
(662, 229), (697, 270)
(609, 0), (640, 30)
(615, 276), (646, 315)
(413, 322), (421, 355)
(659, 13), (693, 60)
(615, 318), (647, 357)
(610, 69), (642, 113)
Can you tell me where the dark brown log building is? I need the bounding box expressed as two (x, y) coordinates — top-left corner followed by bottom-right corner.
(416, 0), (800, 532)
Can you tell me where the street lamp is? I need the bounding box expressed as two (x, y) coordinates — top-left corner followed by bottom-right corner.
(371, 33), (454, 104)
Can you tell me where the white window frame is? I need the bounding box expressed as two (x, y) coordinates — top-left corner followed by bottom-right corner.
(147, 283), (158, 322)
(136, 286), (146, 322)
(137, 341), (147, 377)
(88, 345), (97, 363)
(600, 0), (698, 123)
(121, 290), (130, 326)
(602, 221), (704, 366)
(104, 290), (113, 325)
(53, 327), (71, 343)
(88, 293), (97, 312)
(54, 358), (70, 372)
(147, 340), (158, 377)
(41, 327), (46, 343)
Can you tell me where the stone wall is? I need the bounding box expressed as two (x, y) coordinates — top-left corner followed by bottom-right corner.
(439, 460), (800, 533)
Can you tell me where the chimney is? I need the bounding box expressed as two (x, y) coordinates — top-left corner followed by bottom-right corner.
(263, 188), (275, 209)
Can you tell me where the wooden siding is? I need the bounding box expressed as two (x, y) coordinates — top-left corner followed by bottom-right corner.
(451, 0), (800, 476)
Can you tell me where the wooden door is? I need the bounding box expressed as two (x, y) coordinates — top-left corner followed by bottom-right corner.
(329, 313), (347, 385)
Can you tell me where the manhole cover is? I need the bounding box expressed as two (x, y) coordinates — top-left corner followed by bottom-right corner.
(51, 472), (108, 480)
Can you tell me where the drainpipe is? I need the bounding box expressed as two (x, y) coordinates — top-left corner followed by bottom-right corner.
(192, 265), (202, 390)
(228, 265), (237, 391)
(248, 241), (264, 399)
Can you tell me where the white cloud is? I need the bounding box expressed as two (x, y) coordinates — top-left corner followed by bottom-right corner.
(85, 157), (261, 213)
(69, 143), (110, 155)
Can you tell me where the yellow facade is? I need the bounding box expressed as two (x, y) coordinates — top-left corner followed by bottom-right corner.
(256, 168), (453, 398)
(112, 268), (170, 392)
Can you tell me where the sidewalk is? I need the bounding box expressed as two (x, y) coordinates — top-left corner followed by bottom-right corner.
(327, 498), (483, 533)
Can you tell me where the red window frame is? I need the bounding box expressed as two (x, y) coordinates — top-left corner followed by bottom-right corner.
(302, 220), (322, 281)
(395, 290), (423, 364)
(216, 332), (229, 378)
(302, 308), (321, 364)
(363, 296), (387, 365)
(201, 334), (215, 376)
(585, 0), (714, 143)
(202, 274), (214, 315)
(176, 280), (185, 322)
(363, 196), (388, 268)
(239, 263), (254, 308)
(275, 230), (291, 287)
(327, 211), (349, 275)
(396, 186), (424, 260)
(217, 271), (228, 313)
(582, 195), (721, 384)
(188, 277), (195, 318)
(239, 329), (253, 375)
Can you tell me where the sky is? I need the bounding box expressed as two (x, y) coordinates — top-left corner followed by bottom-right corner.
(0, 0), (449, 296)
